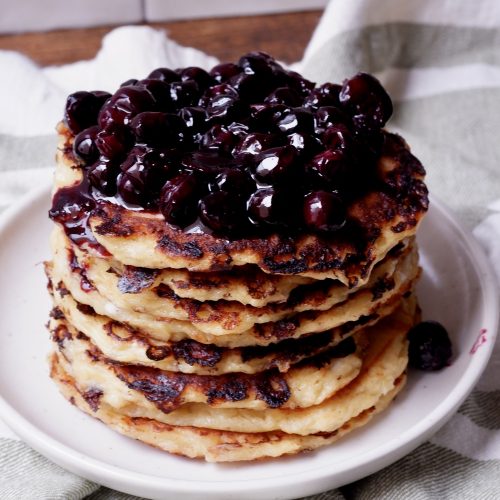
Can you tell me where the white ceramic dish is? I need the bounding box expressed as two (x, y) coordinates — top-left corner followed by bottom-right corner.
(0, 183), (497, 500)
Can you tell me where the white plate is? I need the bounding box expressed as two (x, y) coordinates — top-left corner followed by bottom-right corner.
(0, 183), (498, 500)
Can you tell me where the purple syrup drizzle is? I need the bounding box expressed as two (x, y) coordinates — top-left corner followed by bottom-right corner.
(48, 176), (109, 256)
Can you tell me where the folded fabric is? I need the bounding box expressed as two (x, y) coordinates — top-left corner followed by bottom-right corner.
(1, 0), (500, 498)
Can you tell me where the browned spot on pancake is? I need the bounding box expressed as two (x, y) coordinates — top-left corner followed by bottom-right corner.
(206, 379), (248, 404)
(93, 209), (133, 237)
(157, 236), (203, 259)
(118, 368), (186, 413)
(85, 346), (100, 362)
(340, 313), (378, 334)
(83, 388), (103, 412)
(241, 330), (333, 367)
(115, 364), (261, 410)
(314, 429), (339, 438)
(298, 336), (356, 369)
(255, 374), (290, 408)
(285, 279), (333, 308)
(50, 307), (65, 320)
(371, 275), (396, 301)
(118, 266), (159, 293)
(172, 339), (222, 367)
(264, 318), (299, 340)
(172, 274), (222, 291)
(68, 249), (95, 292)
(56, 281), (70, 297)
(391, 221), (408, 233)
(51, 324), (72, 347)
(263, 257), (308, 275)
(76, 303), (96, 316)
(103, 321), (135, 342)
(146, 345), (171, 361)
(76, 332), (90, 341)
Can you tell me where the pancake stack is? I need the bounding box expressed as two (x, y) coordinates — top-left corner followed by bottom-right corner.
(46, 55), (428, 462)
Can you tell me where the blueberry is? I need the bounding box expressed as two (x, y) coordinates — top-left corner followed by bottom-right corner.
(64, 90), (110, 134)
(210, 63), (241, 83)
(315, 106), (348, 132)
(286, 132), (322, 159)
(233, 132), (276, 160)
(247, 187), (297, 227)
(120, 79), (138, 87)
(199, 191), (247, 233)
(147, 67), (180, 83)
(249, 103), (289, 132)
(303, 83), (341, 109)
(321, 124), (354, 150)
(168, 80), (200, 108)
(137, 79), (175, 111)
(117, 146), (178, 207)
(254, 145), (299, 184)
(303, 191), (346, 232)
(206, 94), (246, 123)
(339, 72), (393, 131)
(229, 72), (273, 103)
(284, 70), (315, 96)
(95, 124), (133, 159)
(277, 107), (315, 134)
(199, 84), (238, 107)
(306, 149), (352, 188)
(213, 169), (255, 196)
(73, 126), (100, 164)
(178, 106), (208, 134)
(160, 173), (203, 227)
(265, 87), (302, 107)
(179, 66), (214, 90)
(98, 86), (155, 128)
(130, 112), (186, 147)
(408, 321), (452, 371)
(200, 124), (239, 154)
(88, 156), (119, 196)
(238, 52), (274, 76)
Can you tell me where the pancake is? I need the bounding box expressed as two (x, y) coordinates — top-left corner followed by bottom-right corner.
(54, 126), (427, 285)
(51, 317), (365, 411)
(52, 226), (414, 333)
(47, 63), (429, 462)
(49, 295), (416, 435)
(50, 290), (374, 375)
(46, 246), (419, 346)
(65, 227), (412, 307)
(50, 353), (406, 462)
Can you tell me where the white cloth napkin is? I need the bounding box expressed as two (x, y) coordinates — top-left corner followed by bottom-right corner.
(1, 0), (500, 498)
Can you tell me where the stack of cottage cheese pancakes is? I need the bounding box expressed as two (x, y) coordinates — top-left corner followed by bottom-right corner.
(46, 54), (428, 461)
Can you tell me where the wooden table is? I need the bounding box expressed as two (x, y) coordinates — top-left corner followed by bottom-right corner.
(0, 11), (322, 66)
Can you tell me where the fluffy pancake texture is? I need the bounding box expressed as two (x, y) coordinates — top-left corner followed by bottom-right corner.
(46, 63), (429, 461)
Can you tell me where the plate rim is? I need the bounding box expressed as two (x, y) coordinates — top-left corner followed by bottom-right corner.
(0, 180), (498, 498)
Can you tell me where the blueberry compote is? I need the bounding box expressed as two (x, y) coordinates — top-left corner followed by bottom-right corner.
(51, 53), (394, 240)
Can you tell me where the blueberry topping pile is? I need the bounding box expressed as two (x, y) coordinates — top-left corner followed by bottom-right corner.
(407, 321), (452, 371)
(63, 52), (393, 238)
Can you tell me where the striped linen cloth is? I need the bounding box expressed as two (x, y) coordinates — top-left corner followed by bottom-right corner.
(1, 0), (500, 498)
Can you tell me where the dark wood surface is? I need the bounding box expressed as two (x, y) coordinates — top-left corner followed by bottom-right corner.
(0, 11), (322, 67)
